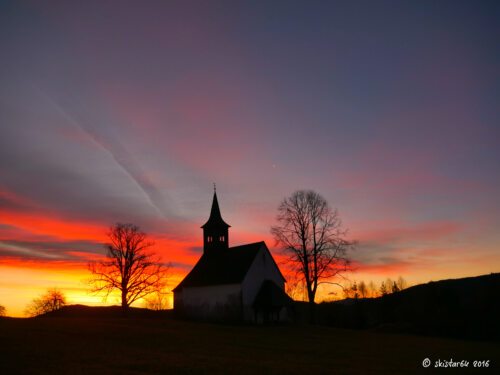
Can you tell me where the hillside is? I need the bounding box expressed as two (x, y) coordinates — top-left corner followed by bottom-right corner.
(315, 273), (500, 340)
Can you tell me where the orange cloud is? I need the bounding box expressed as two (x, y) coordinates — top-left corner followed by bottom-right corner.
(0, 209), (108, 242)
(352, 260), (412, 275)
(0, 257), (88, 270)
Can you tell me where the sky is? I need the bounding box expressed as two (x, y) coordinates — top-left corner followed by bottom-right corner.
(1, 0), (499, 316)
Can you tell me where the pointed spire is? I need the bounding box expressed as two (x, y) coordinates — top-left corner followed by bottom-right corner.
(209, 190), (222, 220)
(201, 188), (230, 229)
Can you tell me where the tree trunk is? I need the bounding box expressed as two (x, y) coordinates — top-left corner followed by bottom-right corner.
(121, 290), (128, 316)
(308, 300), (316, 324)
(307, 289), (316, 324)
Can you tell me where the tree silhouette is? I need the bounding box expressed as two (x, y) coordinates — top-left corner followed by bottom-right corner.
(358, 281), (367, 298)
(143, 283), (172, 311)
(25, 289), (66, 317)
(392, 281), (400, 293)
(368, 281), (377, 297)
(396, 276), (408, 291)
(344, 282), (361, 299)
(380, 281), (388, 296)
(88, 223), (169, 312)
(271, 190), (354, 322)
(385, 278), (394, 294)
(346, 277), (408, 298)
(285, 275), (306, 301)
(0, 305), (5, 316)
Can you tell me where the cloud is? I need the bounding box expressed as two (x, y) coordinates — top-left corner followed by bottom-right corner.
(35, 88), (177, 220)
(0, 103), (145, 225)
(0, 218), (105, 262)
(0, 238), (103, 261)
(0, 189), (38, 213)
(356, 221), (461, 246)
(350, 220), (465, 277)
(0, 241), (61, 260)
(352, 260), (413, 275)
(0, 208), (108, 242)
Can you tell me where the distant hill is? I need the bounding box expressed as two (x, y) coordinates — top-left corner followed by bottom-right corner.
(314, 273), (500, 341)
(40, 304), (173, 319)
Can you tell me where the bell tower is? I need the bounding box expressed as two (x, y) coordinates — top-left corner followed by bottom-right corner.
(201, 185), (230, 254)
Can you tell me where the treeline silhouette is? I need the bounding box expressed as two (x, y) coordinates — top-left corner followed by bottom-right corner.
(343, 276), (408, 299)
(299, 273), (500, 341)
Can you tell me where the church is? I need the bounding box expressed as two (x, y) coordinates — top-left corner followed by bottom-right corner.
(173, 190), (291, 322)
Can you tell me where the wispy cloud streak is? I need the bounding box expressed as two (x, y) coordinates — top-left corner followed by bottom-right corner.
(35, 87), (176, 220)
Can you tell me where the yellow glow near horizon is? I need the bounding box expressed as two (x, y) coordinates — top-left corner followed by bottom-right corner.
(0, 263), (180, 317)
(1, 248), (498, 317)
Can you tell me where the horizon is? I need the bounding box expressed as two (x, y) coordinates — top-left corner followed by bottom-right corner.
(1, 1), (499, 317)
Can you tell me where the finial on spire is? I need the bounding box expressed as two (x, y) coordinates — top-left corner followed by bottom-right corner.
(213, 182), (216, 193)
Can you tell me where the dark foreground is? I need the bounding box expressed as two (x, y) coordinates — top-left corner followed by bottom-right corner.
(0, 317), (498, 374)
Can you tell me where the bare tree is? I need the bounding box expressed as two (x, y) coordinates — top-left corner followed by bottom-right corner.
(343, 281), (359, 299)
(271, 190), (354, 321)
(0, 305), (5, 316)
(385, 278), (394, 294)
(143, 279), (172, 311)
(144, 292), (171, 311)
(352, 282), (359, 299)
(358, 280), (367, 298)
(343, 283), (352, 299)
(396, 276), (408, 291)
(368, 281), (377, 297)
(25, 289), (66, 317)
(380, 281), (388, 296)
(88, 223), (169, 312)
(391, 281), (400, 293)
(285, 275), (305, 301)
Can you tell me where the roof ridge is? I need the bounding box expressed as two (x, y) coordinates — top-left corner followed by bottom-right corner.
(229, 241), (265, 249)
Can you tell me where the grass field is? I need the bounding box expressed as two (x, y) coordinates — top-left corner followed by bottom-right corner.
(0, 317), (498, 374)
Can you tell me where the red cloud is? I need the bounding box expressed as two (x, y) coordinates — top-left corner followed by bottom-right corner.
(0, 208), (108, 242)
(352, 260), (413, 275)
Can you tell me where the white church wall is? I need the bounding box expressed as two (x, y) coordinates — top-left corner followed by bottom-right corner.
(181, 284), (242, 320)
(241, 246), (285, 307)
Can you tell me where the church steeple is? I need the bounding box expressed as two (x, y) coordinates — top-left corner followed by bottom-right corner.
(201, 186), (230, 253)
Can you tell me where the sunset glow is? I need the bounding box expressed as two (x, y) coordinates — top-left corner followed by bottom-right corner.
(1, 1), (499, 317)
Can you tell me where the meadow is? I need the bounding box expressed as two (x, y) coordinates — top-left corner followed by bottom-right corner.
(0, 316), (498, 374)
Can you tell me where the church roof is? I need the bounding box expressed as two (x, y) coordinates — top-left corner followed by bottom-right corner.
(173, 242), (266, 291)
(201, 191), (230, 228)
